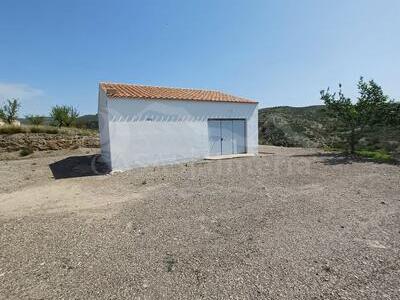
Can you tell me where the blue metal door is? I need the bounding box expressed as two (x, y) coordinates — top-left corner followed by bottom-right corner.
(221, 120), (233, 155)
(208, 119), (246, 156)
(232, 120), (246, 154)
(208, 120), (221, 156)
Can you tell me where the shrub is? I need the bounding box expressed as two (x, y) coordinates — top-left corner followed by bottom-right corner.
(355, 149), (393, 162)
(19, 146), (34, 157)
(26, 114), (45, 126)
(0, 125), (26, 134)
(29, 126), (59, 134)
(44, 127), (59, 134)
(0, 125), (60, 135)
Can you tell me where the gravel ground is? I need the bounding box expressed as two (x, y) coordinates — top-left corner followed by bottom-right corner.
(0, 146), (399, 299)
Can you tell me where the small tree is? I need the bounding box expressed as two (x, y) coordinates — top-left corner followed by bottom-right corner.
(0, 99), (21, 124)
(320, 77), (393, 153)
(50, 105), (79, 127)
(26, 114), (45, 126)
(50, 105), (68, 127)
(64, 106), (79, 127)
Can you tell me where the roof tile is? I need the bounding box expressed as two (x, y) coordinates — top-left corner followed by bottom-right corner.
(100, 83), (257, 104)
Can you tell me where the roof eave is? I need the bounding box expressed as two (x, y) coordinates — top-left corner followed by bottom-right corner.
(106, 95), (258, 104)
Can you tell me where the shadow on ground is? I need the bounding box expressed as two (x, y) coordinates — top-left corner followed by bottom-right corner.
(291, 152), (399, 166)
(49, 155), (110, 179)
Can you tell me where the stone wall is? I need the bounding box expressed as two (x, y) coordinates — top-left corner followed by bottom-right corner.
(0, 133), (99, 153)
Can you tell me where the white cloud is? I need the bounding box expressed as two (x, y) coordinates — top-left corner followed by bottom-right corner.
(0, 82), (44, 101)
(0, 82), (49, 115)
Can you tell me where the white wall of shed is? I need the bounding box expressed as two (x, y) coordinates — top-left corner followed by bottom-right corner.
(98, 87), (112, 168)
(105, 98), (258, 170)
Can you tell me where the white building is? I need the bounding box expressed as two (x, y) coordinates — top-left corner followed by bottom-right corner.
(98, 83), (258, 171)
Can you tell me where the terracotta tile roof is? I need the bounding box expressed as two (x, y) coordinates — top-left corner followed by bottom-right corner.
(100, 82), (257, 104)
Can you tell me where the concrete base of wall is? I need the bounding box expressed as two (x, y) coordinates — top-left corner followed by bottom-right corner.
(204, 153), (256, 160)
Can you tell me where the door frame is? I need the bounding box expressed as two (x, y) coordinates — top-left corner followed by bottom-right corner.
(207, 118), (247, 155)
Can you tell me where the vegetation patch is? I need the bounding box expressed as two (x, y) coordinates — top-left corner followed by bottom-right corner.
(164, 254), (177, 272)
(29, 126), (59, 134)
(355, 149), (394, 163)
(0, 125), (27, 134)
(19, 146), (34, 157)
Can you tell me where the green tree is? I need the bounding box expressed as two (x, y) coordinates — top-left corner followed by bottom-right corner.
(0, 99), (21, 124)
(385, 101), (400, 126)
(50, 105), (79, 127)
(26, 114), (45, 126)
(64, 106), (79, 127)
(50, 105), (68, 127)
(320, 77), (394, 153)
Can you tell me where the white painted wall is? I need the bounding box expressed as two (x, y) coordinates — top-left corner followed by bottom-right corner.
(99, 96), (258, 170)
(98, 87), (111, 164)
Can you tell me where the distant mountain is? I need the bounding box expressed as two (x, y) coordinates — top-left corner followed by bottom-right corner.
(77, 114), (97, 122)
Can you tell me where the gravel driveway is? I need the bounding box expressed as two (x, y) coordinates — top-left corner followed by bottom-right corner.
(0, 146), (399, 299)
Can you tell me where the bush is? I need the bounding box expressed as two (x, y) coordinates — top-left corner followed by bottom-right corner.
(355, 149), (393, 162)
(26, 114), (45, 126)
(29, 126), (59, 134)
(19, 147), (34, 157)
(0, 125), (26, 134)
(0, 125), (60, 135)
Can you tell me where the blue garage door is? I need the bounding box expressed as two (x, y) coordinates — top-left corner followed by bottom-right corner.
(208, 120), (221, 156)
(208, 119), (246, 156)
(232, 120), (246, 154)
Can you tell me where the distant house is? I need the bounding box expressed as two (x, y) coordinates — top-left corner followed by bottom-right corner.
(98, 83), (258, 171)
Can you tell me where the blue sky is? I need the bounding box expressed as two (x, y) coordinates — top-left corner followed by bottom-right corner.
(0, 0), (399, 115)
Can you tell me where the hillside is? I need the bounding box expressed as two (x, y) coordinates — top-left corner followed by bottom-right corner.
(258, 105), (331, 147)
(75, 114), (98, 129)
(258, 105), (400, 154)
